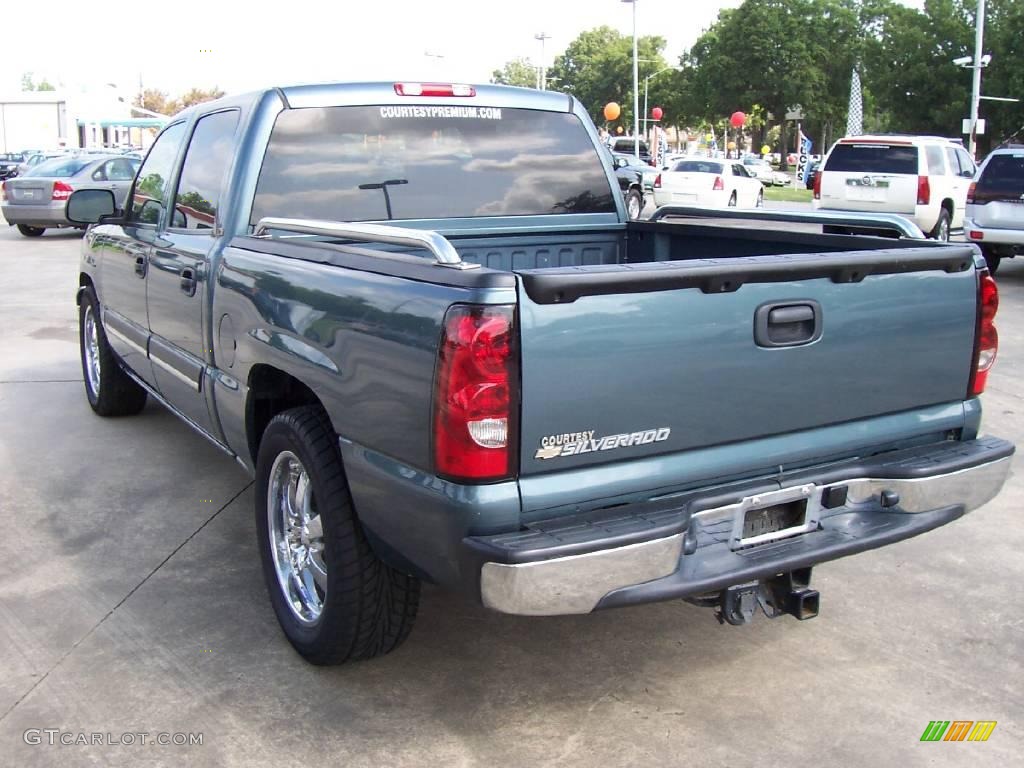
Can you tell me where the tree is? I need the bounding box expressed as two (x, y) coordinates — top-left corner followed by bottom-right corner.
(491, 58), (538, 88)
(177, 87), (226, 109)
(21, 72), (56, 92)
(547, 26), (667, 128)
(135, 88), (176, 116)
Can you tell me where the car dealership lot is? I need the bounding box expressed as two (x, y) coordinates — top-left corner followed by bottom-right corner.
(0, 223), (1021, 767)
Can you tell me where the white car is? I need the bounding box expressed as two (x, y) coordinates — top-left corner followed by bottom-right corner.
(653, 159), (764, 209)
(742, 156), (775, 185)
(964, 146), (1024, 273)
(813, 135), (977, 240)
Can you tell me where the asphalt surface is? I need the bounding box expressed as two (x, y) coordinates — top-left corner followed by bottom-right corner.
(0, 219), (1021, 767)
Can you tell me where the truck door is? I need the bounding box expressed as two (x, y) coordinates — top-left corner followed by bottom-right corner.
(100, 122), (187, 388)
(147, 109), (239, 438)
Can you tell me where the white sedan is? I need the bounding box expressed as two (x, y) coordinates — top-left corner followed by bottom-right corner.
(652, 159), (765, 209)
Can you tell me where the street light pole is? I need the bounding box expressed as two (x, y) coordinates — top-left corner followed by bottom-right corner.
(622, 0), (640, 160)
(534, 33), (551, 90)
(969, 0), (986, 158)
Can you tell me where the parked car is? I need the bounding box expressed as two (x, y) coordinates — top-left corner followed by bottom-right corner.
(608, 153), (646, 219)
(2, 154), (139, 236)
(742, 156), (775, 185)
(612, 151), (658, 190)
(16, 151), (63, 177)
(965, 146), (1024, 273)
(607, 136), (653, 165)
(0, 152), (25, 180)
(653, 158), (764, 208)
(65, 81), (1011, 665)
(813, 135), (976, 240)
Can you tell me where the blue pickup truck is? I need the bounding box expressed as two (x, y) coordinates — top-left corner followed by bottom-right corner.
(67, 82), (1013, 664)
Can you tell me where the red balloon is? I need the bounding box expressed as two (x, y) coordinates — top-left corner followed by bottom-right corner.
(730, 111), (746, 128)
(651, 106), (663, 121)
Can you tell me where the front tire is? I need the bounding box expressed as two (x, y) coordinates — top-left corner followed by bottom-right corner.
(755, 189), (764, 208)
(930, 209), (951, 241)
(625, 188), (642, 220)
(79, 286), (148, 416)
(17, 224), (45, 237)
(255, 406), (420, 664)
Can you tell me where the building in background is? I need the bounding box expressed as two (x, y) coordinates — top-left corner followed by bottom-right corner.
(0, 84), (166, 153)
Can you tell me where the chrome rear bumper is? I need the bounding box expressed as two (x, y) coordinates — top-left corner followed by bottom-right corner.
(478, 447), (1013, 616)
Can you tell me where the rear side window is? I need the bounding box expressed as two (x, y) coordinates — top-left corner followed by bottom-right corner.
(171, 110), (239, 231)
(977, 153), (1024, 197)
(925, 146), (946, 175)
(251, 106), (615, 223)
(672, 161), (723, 174)
(824, 143), (919, 175)
(130, 122), (187, 225)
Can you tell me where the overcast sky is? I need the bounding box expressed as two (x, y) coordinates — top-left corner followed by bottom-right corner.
(3, 0), (923, 98)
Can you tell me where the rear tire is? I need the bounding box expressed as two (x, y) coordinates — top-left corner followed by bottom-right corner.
(929, 209), (951, 241)
(981, 246), (1002, 274)
(728, 191), (737, 207)
(78, 286), (148, 416)
(755, 189), (764, 208)
(255, 405), (420, 665)
(17, 224), (45, 237)
(625, 188), (642, 220)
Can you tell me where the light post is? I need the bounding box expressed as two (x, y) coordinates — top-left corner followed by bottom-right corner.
(643, 65), (681, 142)
(534, 33), (551, 90)
(621, 0), (640, 161)
(951, 0), (989, 157)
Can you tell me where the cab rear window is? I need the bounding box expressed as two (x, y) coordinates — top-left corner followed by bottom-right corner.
(251, 106), (616, 223)
(824, 144), (919, 175)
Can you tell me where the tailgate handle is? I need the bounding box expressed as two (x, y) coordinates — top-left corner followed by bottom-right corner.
(755, 301), (822, 348)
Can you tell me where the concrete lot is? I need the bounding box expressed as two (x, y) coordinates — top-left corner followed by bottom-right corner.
(0, 220), (1021, 767)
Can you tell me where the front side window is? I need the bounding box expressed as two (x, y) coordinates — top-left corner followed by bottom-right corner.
(251, 106), (615, 223)
(944, 147), (961, 177)
(171, 110), (239, 231)
(129, 122), (186, 225)
(956, 148), (976, 178)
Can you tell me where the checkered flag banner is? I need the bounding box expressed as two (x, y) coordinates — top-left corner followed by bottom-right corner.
(846, 68), (864, 137)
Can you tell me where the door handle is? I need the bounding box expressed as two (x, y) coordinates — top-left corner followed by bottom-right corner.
(180, 267), (197, 296)
(134, 255), (147, 277)
(754, 301), (822, 348)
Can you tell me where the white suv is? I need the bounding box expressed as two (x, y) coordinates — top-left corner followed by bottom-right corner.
(964, 146), (1024, 274)
(813, 135), (977, 240)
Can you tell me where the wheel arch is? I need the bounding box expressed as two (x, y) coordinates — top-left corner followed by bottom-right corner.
(245, 364), (327, 466)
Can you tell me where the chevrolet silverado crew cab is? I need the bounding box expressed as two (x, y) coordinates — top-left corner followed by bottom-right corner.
(67, 82), (1013, 665)
(813, 135), (977, 240)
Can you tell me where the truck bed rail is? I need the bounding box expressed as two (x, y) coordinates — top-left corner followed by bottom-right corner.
(253, 217), (480, 270)
(648, 205), (925, 240)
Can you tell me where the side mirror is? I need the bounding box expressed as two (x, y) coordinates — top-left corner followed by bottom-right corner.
(963, 169), (975, 178)
(614, 156), (628, 169)
(66, 188), (117, 224)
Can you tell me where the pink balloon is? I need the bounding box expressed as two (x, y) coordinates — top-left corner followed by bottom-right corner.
(730, 111), (746, 128)
(651, 106), (664, 121)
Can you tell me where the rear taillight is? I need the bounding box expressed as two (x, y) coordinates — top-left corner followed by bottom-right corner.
(916, 175), (930, 206)
(434, 304), (517, 482)
(969, 270), (999, 396)
(813, 169), (822, 199)
(394, 82), (475, 97)
(967, 181), (977, 204)
(712, 176), (724, 191)
(52, 180), (73, 201)
(653, 173), (662, 188)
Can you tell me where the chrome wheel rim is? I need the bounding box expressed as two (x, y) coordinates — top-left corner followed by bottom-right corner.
(267, 451), (327, 624)
(938, 218), (950, 241)
(756, 191), (764, 207)
(83, 304), (101, 396)
(627, 194), (641, 220)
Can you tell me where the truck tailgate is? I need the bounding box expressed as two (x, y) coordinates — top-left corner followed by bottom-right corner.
(515, 249), (978, 476)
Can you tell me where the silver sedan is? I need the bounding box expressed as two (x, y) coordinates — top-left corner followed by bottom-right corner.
(2, 154), (139, 237)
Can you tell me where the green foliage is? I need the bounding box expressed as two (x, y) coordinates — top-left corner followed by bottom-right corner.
(21, 72), (56, 91)
(491, 58), (538, 88)
(547, 26), (667, 127)
(133, 87), (226, 117)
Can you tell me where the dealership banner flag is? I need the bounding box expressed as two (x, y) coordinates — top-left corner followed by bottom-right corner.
(846, 68), (864, 137)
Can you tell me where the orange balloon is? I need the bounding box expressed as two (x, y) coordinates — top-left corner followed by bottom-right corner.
(604, 102), (621, 121)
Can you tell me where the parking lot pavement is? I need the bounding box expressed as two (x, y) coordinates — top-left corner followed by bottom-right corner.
(0, 222), (1021, 767)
